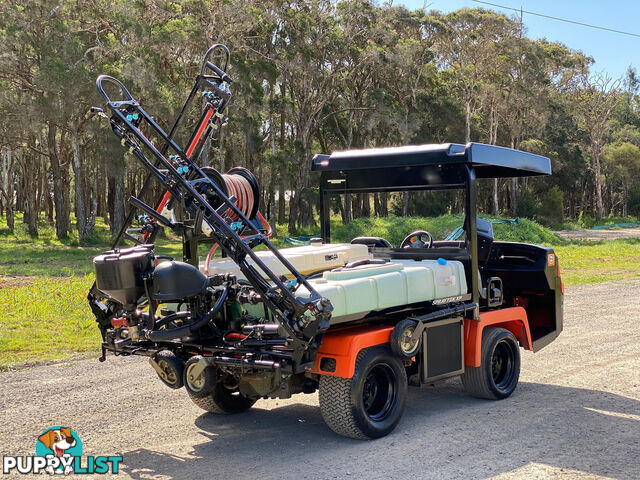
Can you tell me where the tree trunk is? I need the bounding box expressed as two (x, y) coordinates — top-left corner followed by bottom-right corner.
(593, 153), (604, 220)
(361, 194), (371, 218)
(86, 160), (98, 237)
(344, 194), (352, 223)
(288, 190), (299, 231)
(465, 98), (472, 144)
(47, 123), (69, 238)
(21, 151), (38, 236)
(492, 178), (499, 215)
(1, 146), (15, 229)
(278, 80), (286, 225)
(510, 179), (518, 216)
(71, 122), (88, 239)
(402, 192), (409, 217)
(510, 138), (518, 216)
(109, 157), (126, 235)
(380, 192), (388, 217)
(277, 179), (286, 224)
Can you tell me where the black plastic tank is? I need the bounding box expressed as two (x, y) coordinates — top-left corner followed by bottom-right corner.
(152, 261), (209, 301)
(93, 244), (154, 307)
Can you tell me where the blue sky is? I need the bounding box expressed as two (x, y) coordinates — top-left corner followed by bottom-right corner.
(397, 0), (640, 81)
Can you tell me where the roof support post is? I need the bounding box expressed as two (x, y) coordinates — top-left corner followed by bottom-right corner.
(320, 173), (331, 243)
(465, 165), (480, 319)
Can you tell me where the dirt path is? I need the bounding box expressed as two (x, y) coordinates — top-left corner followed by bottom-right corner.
(1, 280), (639, 479)
(554, 227), (640, 241)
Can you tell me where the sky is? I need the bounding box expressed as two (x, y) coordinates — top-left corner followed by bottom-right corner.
(397, 0), (640, 81)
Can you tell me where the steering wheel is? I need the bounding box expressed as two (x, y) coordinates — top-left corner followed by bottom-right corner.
(400, 230), (433, 249)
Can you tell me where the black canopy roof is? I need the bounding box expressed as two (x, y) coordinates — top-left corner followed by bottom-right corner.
(312, 142), (551, 179)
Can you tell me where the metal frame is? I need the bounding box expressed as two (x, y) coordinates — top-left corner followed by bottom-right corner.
(314, 142), (551, 315)
(92, 46), (332, 369)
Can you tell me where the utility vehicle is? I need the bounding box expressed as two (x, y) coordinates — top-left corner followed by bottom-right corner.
(88, 45), (564, 439)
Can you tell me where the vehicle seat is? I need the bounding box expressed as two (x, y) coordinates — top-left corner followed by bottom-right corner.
(350, 237), (393, 249)
(464, 218), (494, 265)
(476, 218), (494, 264)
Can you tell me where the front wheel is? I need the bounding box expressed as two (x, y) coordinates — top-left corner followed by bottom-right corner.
(319, 346), (407, 439)
(461, 327), (520, 399)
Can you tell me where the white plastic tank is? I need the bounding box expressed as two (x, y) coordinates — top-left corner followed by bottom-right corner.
(204, 242), (370, 280)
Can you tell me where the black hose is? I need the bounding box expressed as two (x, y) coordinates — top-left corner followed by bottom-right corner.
(153, 311), (190, 329)
(147, 283), (230, 341)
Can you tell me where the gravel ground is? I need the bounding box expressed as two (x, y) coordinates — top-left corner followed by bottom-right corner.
(1, 280), (639, 480)
(554, 227), (640, 241)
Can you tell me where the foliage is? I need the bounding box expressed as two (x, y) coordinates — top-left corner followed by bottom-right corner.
(1, 2), (639, 243)
(331, 214), (565, 246)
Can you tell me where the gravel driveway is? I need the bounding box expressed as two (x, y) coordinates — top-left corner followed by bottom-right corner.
(1, 279), (639, 479)
(554, 227), (640, 241)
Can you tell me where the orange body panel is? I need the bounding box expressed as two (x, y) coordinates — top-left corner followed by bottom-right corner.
(310, 325), (393, 378)
(464, 307), (532, 367)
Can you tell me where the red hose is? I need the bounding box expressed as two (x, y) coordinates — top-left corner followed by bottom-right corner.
(203, 173), (272, 274)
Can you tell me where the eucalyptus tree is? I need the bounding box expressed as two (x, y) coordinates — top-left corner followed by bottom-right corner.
(274, 1), (342, 229)
(604, 142), (640, 216)
(429, 8), (516, 144)
(572, 73), (621, 220)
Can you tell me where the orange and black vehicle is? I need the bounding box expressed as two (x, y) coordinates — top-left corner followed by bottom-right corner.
(87, 44), (564, 440)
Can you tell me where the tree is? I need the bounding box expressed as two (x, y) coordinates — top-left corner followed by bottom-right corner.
(605, 142), (640, 216)
(430, 8), (516, 144)
(572, 74), (621, 220)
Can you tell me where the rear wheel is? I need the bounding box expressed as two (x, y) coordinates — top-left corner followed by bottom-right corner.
(461, 327), (520, 399)
(188, 382), (257, 414)
(319, 346), (407, 439)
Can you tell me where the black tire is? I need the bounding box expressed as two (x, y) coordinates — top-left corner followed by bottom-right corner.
(390, 319), (421, 359)
(188, 382), (257, 414)
(183, 356), (217, 398)
(461, 327), (520, 400)
(154, 350), (184, 389)
(319, 346), (407, 439)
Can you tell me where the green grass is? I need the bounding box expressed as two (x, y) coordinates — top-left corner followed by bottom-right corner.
(0, 275), (100, 369)
(331, 215), (566, 245)
(1, 213), (640, 369)
(554, 238), (640, 285)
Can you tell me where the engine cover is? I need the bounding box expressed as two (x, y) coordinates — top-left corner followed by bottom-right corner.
(152, 260), (209, 301)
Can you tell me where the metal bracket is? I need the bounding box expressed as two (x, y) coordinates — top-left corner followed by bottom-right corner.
(188, 356), (215, 381)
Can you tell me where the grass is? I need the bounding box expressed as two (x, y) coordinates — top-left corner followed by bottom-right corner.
(331, 215), (566, 246)
(554, 238), (640, 285)
(1, 213), (640, 369)
(0, 275), (100, 369)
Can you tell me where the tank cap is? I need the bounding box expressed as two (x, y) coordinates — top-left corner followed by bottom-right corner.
(437, 257), (447, 265)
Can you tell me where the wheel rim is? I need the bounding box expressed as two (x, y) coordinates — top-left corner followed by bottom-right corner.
(186, 363), (206, 392)
(362, 363), (397, 422)
(158, 359), (177, 385)
(400, 326), (417, 355)
(491, 340), (516, 390)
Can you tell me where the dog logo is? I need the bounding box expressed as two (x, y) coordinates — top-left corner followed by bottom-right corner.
(2, 426), (121, 475)
(36, 426), (83, 475)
